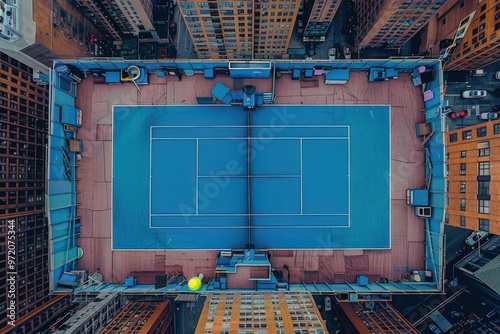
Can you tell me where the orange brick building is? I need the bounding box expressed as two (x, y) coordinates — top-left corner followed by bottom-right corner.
(445, 0), (500, 71)
(355, 0), (449, 49)
(178, 0), (301, 59)
(195, 292), (328, 334)
(446, 120), (500, 235)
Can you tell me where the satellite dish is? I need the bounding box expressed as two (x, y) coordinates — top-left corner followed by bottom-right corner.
(126, 65), (141, 81)
(90, 271), (103, 285)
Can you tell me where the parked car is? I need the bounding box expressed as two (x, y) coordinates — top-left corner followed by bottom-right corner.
(493, 104), (500, 112)
(462, 90), (487, 98)
(428, 324), (443, 334)
(466, 231), (489, 246)
(328, 47), (336, 61)
(447, 110), (467, 119)
(469, 69), (485, 77)
(480, 112), (499, 120)
(451, 311), (465, 318)
(495, 71), (500, 80)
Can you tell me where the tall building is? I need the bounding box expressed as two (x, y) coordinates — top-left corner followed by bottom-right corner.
(71, 0), (123, 41)
(0, 0), (108, 66)
(444, 0), (500, 71)
(73, 0), (155, 37)
(0, 51), (71, 333)
(355, 0), (449, 49)
(416, 0), (477, 57)
(178, 0), (300, 59)
(303, 0), (341, 42)
(334, 301), (419, 333)
(100, 301), (173, 333)
(195, 292), (328, 333)
(445, 120), (500, 235)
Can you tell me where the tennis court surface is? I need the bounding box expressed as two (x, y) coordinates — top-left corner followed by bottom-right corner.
(112, 105), (390, 249)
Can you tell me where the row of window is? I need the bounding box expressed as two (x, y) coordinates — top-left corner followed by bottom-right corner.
(184, 1), (254, 8)
(459, 198), (490, 213)
(453, 147), (490, 160)
(457, 216), (490, 231)
(450, 124), (500, 142)
(459, 180), (489, 194)
(203, 330), (324, 334)
(456, 161), (490, 175)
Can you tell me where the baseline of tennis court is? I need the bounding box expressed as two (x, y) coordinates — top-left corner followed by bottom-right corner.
(112, 105), (390, 250)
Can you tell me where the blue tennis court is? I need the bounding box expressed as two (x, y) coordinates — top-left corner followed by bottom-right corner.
(112, 105), (390, 249)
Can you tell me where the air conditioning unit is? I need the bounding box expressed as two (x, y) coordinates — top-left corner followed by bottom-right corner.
(219, 250), (232, 258)
(415, 206), (431, 218)
(33, 71), (48, 85)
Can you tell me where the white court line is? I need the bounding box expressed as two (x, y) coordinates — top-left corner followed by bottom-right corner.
(196, 138), (199, 215)
(149, 225), (351, 229)
(151, 125), (350, 128)
(300, 137), (303, 215)
(152, 137), (349, 140)
(348, 126), (351, 228)
(151, 213), (349, 217)
(149, 127), (152, 228)
(197, 175), (302, 178)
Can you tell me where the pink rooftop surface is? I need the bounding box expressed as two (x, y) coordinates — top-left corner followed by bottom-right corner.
(75, 71), (426, 284)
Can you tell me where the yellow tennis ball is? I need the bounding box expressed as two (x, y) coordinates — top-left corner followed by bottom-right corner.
(188, 277), (202, 291)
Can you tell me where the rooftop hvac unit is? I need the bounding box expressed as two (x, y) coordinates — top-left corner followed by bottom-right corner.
(33, 71), (48, 85)
(416, 206), (431, 218)
(219, 250), (232, 258)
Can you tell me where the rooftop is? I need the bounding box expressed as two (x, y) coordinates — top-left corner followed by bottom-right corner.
(46, 58), (446, 296)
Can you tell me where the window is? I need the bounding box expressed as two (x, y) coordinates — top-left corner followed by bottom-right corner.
(460, 198), (466, 211)
(449, 133), (458, 142)
(460, 181), (466, 193)
(460, 163), (466, 175)
(478, 181), (489, 195)
(478, 162), (489, 176)
(460, 216), (466, 226)
(478, 200), (489, 214)
(460, 150), (466, 158)
(479, 219), (489, 232)
(478, 148), (489, 156)
(494, 123), (500, 134)
(477, 127), (487, 137)
(462, 130), (472, 140)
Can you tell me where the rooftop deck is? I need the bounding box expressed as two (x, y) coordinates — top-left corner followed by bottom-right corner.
(47, 59), (445, 294)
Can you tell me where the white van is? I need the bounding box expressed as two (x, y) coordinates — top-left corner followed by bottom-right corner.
(328, 47), (336, 61)
(344, 47), (352, 59)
